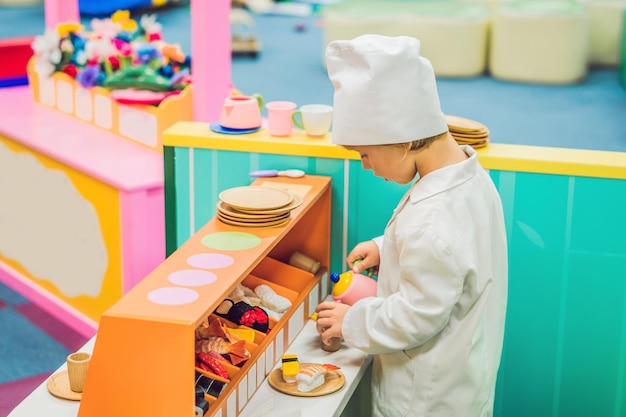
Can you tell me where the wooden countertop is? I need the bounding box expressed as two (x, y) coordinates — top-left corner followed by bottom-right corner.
(8, 318), (370, 417)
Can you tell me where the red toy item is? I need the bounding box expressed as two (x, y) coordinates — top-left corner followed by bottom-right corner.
(0, 36), (34, 87)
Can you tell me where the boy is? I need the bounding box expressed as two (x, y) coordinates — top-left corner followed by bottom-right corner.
(315, 34), (508, 417)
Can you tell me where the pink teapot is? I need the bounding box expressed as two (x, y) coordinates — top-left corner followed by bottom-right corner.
(330, 270), (377, 305)
(219, 93), (264, 130)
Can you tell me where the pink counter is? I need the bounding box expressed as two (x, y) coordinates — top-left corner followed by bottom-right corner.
(0, 86), (165, 337)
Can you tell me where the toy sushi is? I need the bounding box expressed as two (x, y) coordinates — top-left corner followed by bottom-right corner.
(281, 354), (300, 383)
(296, 364), (340, 393)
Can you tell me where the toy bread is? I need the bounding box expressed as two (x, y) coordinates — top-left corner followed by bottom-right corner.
(254, 284), (291, 313)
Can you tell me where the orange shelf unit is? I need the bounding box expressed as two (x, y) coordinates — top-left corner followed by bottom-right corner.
(77, 175), (332, 417)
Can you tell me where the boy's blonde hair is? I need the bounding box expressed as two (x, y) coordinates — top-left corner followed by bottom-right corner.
(389, 130), (449, 159)
(343, 130), (449, 160)
(403, 130), (449, 153)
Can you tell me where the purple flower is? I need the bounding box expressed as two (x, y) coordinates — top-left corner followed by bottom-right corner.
(135, 44), (161, 65)
(169, 68), (189, 86)
(76, 65), (102, 88)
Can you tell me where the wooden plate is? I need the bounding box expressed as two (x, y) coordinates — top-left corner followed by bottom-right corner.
(231, 194), (303, 215)
(450, 130), (489, 139)
(217, 207), (290, 223)
(47, 370), (82, 401)
(267, 364), (345, 397)
(452, 135), (489, 144)
(217, 201), (291, 220)
(217, 214), (290, 228)
(449, 127), (489, 136)
(446, 115), (488, 133)
(469, 141), (489, 149)
(218, 186), (293, 211)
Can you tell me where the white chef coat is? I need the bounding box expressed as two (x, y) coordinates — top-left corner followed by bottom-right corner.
(342, 145), (508, 417)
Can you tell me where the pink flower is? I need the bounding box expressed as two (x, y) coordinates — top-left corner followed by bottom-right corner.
(112, 38), (133, 57)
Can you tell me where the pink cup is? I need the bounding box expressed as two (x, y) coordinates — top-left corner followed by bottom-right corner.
(265, 101), (297, 137)
(220, 94), (263, 130)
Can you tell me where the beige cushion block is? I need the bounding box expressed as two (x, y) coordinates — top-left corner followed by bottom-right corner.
(0, 0), (41, 4)
(489, 1), (589, 84)
(323, 2), (490, 77)
(581, 0), (626, 66)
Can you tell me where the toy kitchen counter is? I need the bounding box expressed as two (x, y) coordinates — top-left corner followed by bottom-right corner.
(163, 121), (626, 417)
(8, 173), (373, 417)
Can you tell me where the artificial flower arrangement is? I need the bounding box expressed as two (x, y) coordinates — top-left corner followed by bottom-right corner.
(31, 10), (191, 106)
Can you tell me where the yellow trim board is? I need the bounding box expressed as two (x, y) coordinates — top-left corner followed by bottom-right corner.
(163, 122), (356, 159)
(164, 122), (626, 180)
(477, 143), (626, 180)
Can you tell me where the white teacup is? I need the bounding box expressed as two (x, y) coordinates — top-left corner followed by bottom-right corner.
(291, 104), (333, 137)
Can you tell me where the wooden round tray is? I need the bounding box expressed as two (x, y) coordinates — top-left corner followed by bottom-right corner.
(47, 370), (82, 401)
(267, 363), (345, 397)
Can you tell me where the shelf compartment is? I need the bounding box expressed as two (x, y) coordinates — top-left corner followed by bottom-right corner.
(207, 315), (269, 346)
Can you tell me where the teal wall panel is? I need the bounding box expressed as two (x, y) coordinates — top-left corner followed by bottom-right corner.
(308, 157), (349, 274)
(164, 146), (177, 256)
(166, 148), (626, 417)
(488, 170), (516, 240)
(191, 148), (214, 235)
(570, 176), (626, 255)
(496, 172), (570, 417)
(256, 153), (309, 172)
(173, 147), (191, 249)
(560, 252), (626, 417)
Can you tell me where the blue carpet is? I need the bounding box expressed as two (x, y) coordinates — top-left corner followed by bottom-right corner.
(0, 307), (69, 382)
(0, 281), (86, 417)
(0, 280), (26, 304)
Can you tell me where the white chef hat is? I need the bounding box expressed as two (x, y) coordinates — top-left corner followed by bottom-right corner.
(325, 34), (448, 146)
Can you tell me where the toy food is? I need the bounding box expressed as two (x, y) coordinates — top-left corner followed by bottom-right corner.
(195, 372), (227, 398)
(296, 364), (340, 393)
(226, 327), (256, 343)
(215, 300), (270, 333)
(196, 337), (248, 359)
(196, 352), (230, 381)
(281, 354), (300, 383)
(254, 284), (291, 313)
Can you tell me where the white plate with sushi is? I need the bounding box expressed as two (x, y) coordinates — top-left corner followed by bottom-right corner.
(268, 363), (345, 397)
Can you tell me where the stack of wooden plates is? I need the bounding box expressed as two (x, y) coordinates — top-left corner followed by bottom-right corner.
(446, 115), (489, 149)
(216, 186), (303, 228)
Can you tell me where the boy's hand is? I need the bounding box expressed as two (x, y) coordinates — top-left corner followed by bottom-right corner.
(315, 301), (351, 345)
(347, 240), (380, 273)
